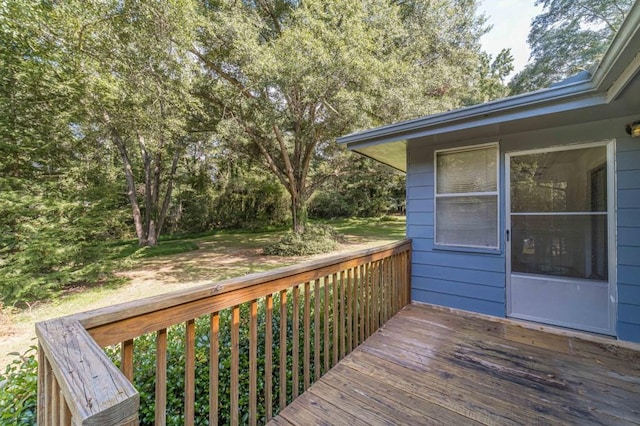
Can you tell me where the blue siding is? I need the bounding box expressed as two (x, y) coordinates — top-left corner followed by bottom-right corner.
(405, 126), (640, 343)
(618, 227), (640, 246)
(412, 288), (504, 316)
(406, 198), (433, 213)
(407, 141), (506, 317)
(617, 170), (640, 189)
(619, 247), (640, 266)
(618, 190), (640, 208)
(616, 141), (640, 343)
(413, 264), (504, 288)
(617, 322), (640, 340)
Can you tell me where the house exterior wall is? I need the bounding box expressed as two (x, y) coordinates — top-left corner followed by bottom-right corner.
(406, 114), (640, 342)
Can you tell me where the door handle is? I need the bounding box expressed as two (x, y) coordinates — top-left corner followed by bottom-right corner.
(506, 230), (510, 242)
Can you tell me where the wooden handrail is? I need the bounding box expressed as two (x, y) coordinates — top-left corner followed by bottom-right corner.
(36, 319), (139, 425)
(36, 239), (412, 425)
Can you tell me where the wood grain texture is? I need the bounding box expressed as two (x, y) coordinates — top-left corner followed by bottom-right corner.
(313, 280), (320, 383)
(292, 286), (300, 399)
(185, 319), (195, 426)
(231, 306), (240, 426)
(323, 276), (329, 375)
(36, 240), (412, 424)
(303, 282), (310, 391)
(120, 340), (134, 383)
(270, 304), (640, 426)
(279, 291), (287, 411)
(154, 329), (167, 426)
(249, 300), (258, 426)
(36, 319), (139, 425)
(265, 294), (273, 421)
(209, 312), (219, 426)
(74, 240), (411, 329)
(332, 273), (338, 366)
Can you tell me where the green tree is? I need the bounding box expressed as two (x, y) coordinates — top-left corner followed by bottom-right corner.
(0, 1), (129, 303)
(194, 0), (490, 234)
(471, 49), (514, 103)
(59, 0), (205, 246)
(509, 0), (634, 94)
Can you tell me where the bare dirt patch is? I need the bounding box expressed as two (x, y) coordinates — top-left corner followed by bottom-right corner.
(0, 237), (392, 369)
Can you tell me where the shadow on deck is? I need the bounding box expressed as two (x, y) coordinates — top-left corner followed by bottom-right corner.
(272, 303), (640, 425)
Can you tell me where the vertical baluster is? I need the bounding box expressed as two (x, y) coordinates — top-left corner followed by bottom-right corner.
(51, 375), (59, 426)
(393, 254), (398, 314)
(383, 257), (389, 322)
(249, 300), (258, 426)
(45, 354), (53, 426)
(210, 312), (219, 426)
(373, 260), (382, 332)
(381, 258), (386, 322)
(313, 280), (320, 382)
(265, 294), (273, 421)
(60, 396), (71, 426)
(340, 270), (346, 360)
(37, 344), (47, 426)
(155, 328), (167, 426)
(353, 266), (358, 347)
(373, 261), (379, 331)
(365, 263), (371, 338)
(359, 264), (365, 343)
(323, 276), (329, 374)
(304, 281), (311, 391)
(231, 306), (240, 426)
(121, 339), (134, 382)
(347, 268), (353, 354)
(403, 250), (408, 306)
(390, 254), (396, 315)
(279, 290), (288, 410)
(185, 319), (195, 426)
(408, 248), (413, 305)
(292, 285), (300, 399)
(332, 272), (338, 366)
(400, 252), (405, 307)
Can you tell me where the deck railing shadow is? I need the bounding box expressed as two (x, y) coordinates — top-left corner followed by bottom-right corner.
(36, 239), (412, 425)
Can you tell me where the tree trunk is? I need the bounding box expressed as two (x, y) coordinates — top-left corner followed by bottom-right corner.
(110, 127), (146, 245)
(291, 193), (307, 235)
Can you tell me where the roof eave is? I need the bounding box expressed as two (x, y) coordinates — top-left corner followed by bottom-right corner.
(338, 1), (640, 149)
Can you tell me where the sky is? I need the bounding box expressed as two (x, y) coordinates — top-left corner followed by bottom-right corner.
(478, 0), (544, 80)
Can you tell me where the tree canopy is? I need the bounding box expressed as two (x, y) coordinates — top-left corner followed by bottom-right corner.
(0, 0), (511, 304)
(194, 0), (496, 232)
(509, 0), (634, 94)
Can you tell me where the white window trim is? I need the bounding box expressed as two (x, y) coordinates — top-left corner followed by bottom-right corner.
(433, 142), (500, 251)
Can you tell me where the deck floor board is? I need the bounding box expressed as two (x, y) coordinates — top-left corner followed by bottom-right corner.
(271, 304), (640, 425)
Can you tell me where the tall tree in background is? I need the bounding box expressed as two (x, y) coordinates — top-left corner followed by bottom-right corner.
(194, 0), (491, 233)
(0, 1), (130, 303)
(61, 0), (204, 246)
(509, 0), (634, 94)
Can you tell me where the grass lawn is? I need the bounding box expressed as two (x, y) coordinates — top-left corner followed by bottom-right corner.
(0, 216), (405, 369)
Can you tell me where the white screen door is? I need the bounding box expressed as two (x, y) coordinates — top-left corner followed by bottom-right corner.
(506, 142), (616, 335)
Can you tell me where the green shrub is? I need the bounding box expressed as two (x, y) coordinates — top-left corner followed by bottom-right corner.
(0, 347), (38, 425)
(0, 289), (338, 425)
(263, 224), (339, 256)
(105, 291), (320, 425)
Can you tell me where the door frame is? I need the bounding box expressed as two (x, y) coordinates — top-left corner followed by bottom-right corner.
(505, 140), (617, 335)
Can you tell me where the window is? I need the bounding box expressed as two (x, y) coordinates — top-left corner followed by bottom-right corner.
(434, 143), (499, 249)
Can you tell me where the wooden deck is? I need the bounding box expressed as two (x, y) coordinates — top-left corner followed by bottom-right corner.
(271, 303), (640, 425)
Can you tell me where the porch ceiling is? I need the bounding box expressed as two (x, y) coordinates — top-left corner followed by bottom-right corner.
(271, 303), (640, 425)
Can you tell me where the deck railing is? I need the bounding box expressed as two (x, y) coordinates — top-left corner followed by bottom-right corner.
(36, 239), (412, 425)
